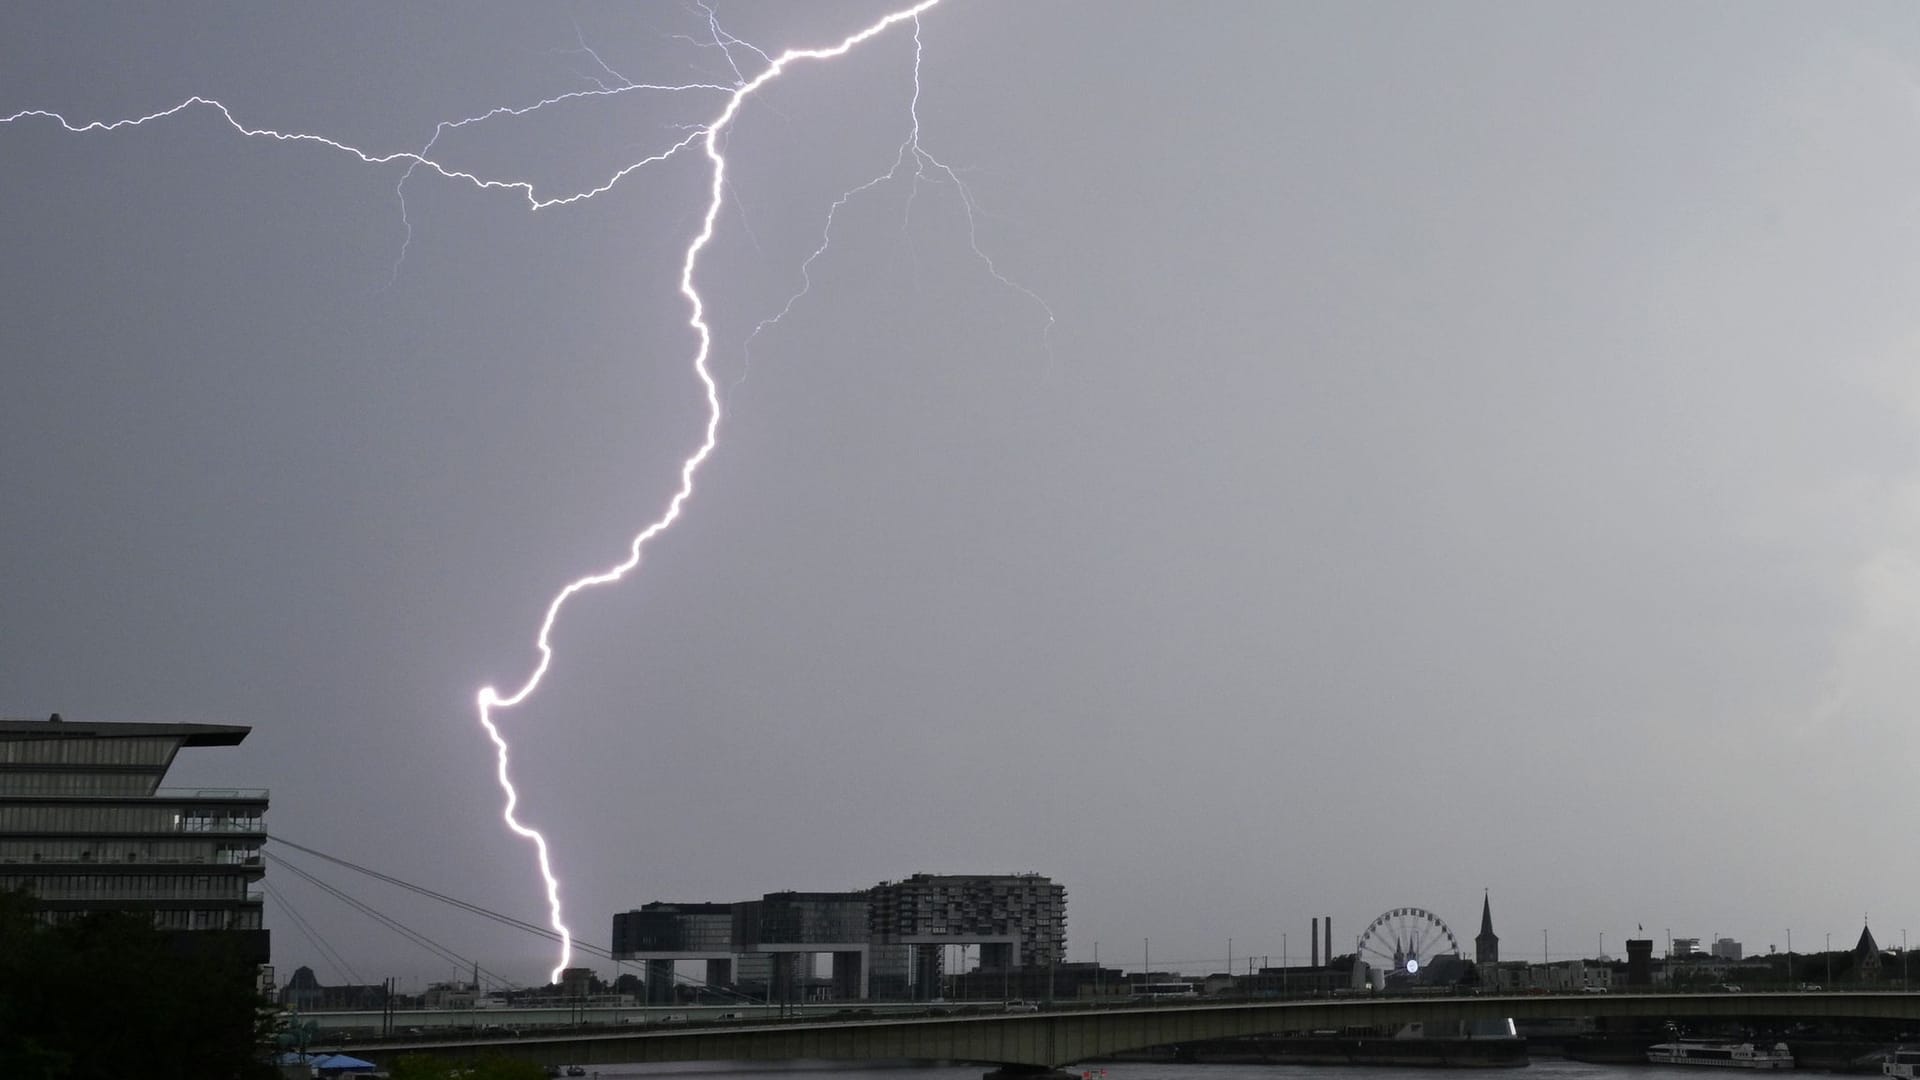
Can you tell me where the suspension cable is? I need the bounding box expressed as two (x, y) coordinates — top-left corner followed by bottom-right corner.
(264, 834), (764, 1002)
(267, 850), (519, 991)
(263, 878), (363, 986)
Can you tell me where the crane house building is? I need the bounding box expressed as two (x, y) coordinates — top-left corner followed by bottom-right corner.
(0, 715), (269, 961)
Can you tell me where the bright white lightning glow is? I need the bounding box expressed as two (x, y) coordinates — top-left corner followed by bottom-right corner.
(470, 0), (946, 986)
(3, 0), (1060, 985)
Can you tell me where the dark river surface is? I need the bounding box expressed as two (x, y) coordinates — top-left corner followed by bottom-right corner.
(567, 1059), (1718, 1080)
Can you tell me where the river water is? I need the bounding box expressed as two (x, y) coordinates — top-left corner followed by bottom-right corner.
(570, 1059), (1710, 1080)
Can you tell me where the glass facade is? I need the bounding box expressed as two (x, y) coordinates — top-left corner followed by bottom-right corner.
(612, 902), (735, 954)
(755, 892), (871, 945)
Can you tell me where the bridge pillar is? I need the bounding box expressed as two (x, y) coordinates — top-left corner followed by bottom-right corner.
(772, 951), (806, 1004)
(705, 957), (732, 990)
(914, 944), (943, 1000)
(979, 942), (1013, 972)
(645, 959), (675, 1004)
(831, 950), (864, 1000)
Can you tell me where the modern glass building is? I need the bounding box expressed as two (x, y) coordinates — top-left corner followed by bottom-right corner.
(0, 714), (269, 961)
(610, 875), (1068, 1002)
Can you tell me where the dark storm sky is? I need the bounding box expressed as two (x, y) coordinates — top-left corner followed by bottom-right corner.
(5, 2), (1920, 985)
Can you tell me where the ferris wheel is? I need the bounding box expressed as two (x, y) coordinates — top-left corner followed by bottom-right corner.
(1356, 907), (1461, 977)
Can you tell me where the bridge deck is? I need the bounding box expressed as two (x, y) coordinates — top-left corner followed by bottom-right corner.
(317, 991), (1920, 1072)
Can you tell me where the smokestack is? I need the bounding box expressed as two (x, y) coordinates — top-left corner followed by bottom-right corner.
(1311, 918), (1320, 968)
(1325, 916), (1332, 965)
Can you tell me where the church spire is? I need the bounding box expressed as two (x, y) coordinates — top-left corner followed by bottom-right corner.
(1475, 889), (1499, 965)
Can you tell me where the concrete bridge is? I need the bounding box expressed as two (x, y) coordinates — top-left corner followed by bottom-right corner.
(319, 991), (1920, 1077)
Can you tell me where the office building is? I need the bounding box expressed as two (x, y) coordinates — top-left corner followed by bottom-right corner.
(870, 873), (1066, 968)
(0, 714), (269, 961)
(611, 872), (1067, 1002)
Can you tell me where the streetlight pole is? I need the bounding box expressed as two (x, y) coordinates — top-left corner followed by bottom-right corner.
(1599, 932), (1604, 960)
(1787, 929), (1792, 989)
(1826, 933), (1832, 989)
(1904, 930), (1909, 992)
(1282, 933), (1288, 999)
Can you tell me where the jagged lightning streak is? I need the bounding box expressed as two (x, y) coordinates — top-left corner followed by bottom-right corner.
(3, 0), (1010, 985)
(472, 0), (944, 982)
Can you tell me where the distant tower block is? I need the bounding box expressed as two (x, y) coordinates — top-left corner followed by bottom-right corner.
(1625, 938), (1653, 986)
(1476, 891), (1499, 965)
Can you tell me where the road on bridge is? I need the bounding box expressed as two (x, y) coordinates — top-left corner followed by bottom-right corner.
(318, 990), (1920, 1075)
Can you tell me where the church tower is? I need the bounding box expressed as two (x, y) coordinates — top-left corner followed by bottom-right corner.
(1475, 891), (1499, 965)
(1856, 921), (1883, 980)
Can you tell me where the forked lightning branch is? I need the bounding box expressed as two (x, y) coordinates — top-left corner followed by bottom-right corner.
(1, 0), (1050, 983)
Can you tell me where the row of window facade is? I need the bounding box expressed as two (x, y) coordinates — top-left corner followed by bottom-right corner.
(0, 804), (264, 834)
(0, 771), (157, 797)
(37, 906), (264, 931)
(0, 838), (261, 864)
(0, 872), (256, 900)
(0, 736), (179, 767)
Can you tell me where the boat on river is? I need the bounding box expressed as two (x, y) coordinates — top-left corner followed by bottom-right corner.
(1883, 1048), (1920, 1079)
(1648, 1041), (1795, 1069)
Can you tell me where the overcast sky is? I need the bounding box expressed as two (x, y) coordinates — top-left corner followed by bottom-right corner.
(5, 1), (1920, 988)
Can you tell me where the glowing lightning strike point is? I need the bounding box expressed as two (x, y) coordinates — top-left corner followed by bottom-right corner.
(473, 0), (945, 984)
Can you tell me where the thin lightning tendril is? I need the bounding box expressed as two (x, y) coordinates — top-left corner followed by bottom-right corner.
(3, 0), (1055, 985)
(744, 12), (1053, 379)
(391, 76), (732, 279)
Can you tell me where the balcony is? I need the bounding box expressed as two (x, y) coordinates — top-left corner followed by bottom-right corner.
(153, 788), (269, 800)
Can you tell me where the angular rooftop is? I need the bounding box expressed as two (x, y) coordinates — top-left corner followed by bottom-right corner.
(0, 715), (250, 747)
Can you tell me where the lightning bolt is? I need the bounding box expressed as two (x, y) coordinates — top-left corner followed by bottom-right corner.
(4, 0), (1055, 985)
(471, 0), (951, 985)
